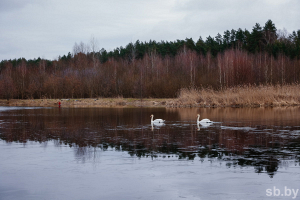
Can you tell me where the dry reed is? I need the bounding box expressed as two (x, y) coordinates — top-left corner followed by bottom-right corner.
(2, 85), (300, 108)
(174, 84), (300, 107)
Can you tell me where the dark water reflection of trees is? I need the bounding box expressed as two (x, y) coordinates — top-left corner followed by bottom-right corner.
(1, 107), (300, 177)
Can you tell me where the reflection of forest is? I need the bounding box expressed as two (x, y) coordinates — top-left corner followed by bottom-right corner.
(1, 107), (300, 178)
(170, 106), (300, 126)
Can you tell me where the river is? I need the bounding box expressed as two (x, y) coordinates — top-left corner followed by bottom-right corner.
(0, 106), (300, 200)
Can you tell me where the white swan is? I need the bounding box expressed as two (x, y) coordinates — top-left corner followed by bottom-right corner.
(150, 114), (165, 124)
(197, 114), (212, 124)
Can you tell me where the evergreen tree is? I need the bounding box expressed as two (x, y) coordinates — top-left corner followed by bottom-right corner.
(223, 30), (231, 48)
(185, 38), (196, 51)
(99, 48), (108, 63)
(248, 23), (264, 53)
(215, 33), (223, 45)
(196, 36), (207, 55)
(263, 19), (277, 45)
(230, 29), (236, 46)
(134, 40), (144, 59)
(235, 28), (245, 49)
(205, 36), (218, 56)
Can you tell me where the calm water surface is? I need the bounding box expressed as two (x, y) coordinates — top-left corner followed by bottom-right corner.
(1, 106), (300, 200)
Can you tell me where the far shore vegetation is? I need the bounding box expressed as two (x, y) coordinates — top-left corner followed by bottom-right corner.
(1, 84), (300, 108)
(0, 20), (299, 108)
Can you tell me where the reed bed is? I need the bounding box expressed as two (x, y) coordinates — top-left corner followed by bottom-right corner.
(174, 84), (300, 107)
(2, 85), (300, 108)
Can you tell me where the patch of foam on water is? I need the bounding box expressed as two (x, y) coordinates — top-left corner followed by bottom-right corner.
(221, 125), (256, 131)
(0, 106), (49, 112)
(290, 130), (300, 136)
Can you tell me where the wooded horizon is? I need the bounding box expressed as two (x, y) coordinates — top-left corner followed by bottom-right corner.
(0, 19), (299, 99)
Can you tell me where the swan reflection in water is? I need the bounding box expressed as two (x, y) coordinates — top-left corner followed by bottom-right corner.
(197, 121), (213, 130)
(151, 123), (166, 131)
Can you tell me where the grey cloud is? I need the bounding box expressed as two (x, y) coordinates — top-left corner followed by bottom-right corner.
(0, 0), (44, 12)
(0, 0), (299, 61)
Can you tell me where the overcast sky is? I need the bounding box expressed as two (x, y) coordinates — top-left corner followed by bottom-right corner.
(0, 0), (299, 61)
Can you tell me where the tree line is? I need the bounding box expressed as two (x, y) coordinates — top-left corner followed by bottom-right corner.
(0, 19), (299, 99)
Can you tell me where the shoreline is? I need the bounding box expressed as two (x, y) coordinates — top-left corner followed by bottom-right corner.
(1, 97), (299, 108)
(0, 98), (173, 108)
(1, 83), (300, 109)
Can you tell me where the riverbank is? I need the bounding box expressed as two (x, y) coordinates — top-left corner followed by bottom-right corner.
(0, 98), (172, 108)
(176, 84), (300, 107)
(1, 85), (300, 108)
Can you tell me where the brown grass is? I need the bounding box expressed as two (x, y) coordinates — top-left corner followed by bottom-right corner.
(0, 98), (171, 108)
(174, 84), (300, 107)
(1, 85), (300, 108)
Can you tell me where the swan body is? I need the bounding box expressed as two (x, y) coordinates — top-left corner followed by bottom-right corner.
(150, 114), (165, 124)
(197, 114), (212, 124)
